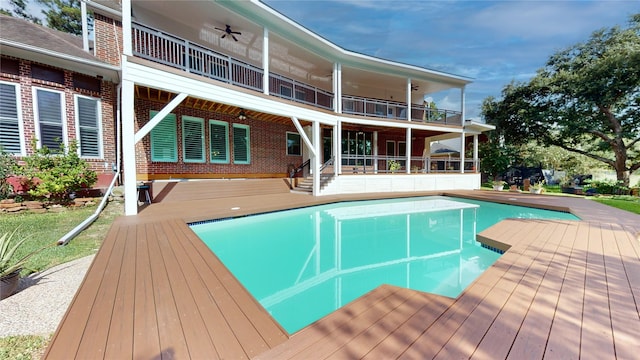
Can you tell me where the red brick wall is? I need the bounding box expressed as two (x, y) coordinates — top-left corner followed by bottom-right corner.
(93, 14), (123, 66)
(134, 98), (303, 179)
(0, 56), (117, 176)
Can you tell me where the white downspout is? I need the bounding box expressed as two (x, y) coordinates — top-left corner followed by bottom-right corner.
(58, 82), (122, 245)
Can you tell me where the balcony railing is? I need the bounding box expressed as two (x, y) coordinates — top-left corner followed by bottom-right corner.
(130, 22), (462, 125)
(269, 73), (333, 110)
(342, 155), (478, 174)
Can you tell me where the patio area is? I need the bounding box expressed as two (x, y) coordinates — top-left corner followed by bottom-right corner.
(43, 182), (640, 359)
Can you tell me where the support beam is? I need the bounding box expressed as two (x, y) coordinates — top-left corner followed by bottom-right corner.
(292, 117), (317, 157)
(134, 93), (187, 143)
(81, 2), (89, 52)
(334, 63), (342, 113)
(373, 131), (378, 173)
(473, 134), (479, 172)
(333, 122), (339, 177)
(336, 120), (342, 174)
(406, 78), (412, 121)
(121, 77), (137, 216)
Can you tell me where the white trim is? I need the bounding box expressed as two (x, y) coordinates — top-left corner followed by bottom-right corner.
(0, 80), (25, 156)
(32, 87), (68, 151)
(74, 94), (104, 159)
(291, 116), (316, 157)
(134, 93), (187, 143)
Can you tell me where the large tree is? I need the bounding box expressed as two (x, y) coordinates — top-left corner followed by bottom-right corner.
(0, 0), (41, 24)
(37, 0), (83, 35)
(483, 14), (640, 186)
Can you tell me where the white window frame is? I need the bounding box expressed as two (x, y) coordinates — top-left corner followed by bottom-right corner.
(286, 131), (301, 156)
(0, 81), (25, 155)
(181, 116), (205, 163)
(74, 94), (103, 159)
(33, 87), (67, 151)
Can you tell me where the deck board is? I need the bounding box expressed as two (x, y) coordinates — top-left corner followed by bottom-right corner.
(43, 185), (640, 359)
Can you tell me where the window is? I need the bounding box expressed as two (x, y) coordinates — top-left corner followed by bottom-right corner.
(150, 110), (177, 162)
(233, 123), (250, 164)
(209, 120), (229, 163)
(0, 82), (23, 154)
(34, 88), (65, 151)
(386, 141), (395, 156)
(75, 95), (102, 158)
(182, 116), (204, 163)
(286, 132), (301, 156)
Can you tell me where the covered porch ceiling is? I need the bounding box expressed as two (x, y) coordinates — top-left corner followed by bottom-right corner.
(131, 1), (468, 100)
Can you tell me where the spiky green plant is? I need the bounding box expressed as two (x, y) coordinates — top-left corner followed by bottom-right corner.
(0, 230), (52, 278)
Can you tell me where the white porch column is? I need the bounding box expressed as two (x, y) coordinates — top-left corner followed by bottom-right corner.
(81, 1), (89, 52)
(121, 76), (137, 215)
(262, 28), (269, 95)
(336, 120), (342, 174)
(473, 134), (479, 172)
(334, 62), (342, 113)
(333, 122), (339, 176)
(312, 121), (320, 195)
(406, 128), (411, 174)
(460, 132), (466, 174)
(406, 78), (412, 121)
(373, 131), (378, 173)
(122, 0), (132, 56)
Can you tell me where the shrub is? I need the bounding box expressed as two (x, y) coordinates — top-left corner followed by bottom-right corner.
(585, 179), (630, 195)
(17, 140), (97, 202)
(0, 149), (17, 200)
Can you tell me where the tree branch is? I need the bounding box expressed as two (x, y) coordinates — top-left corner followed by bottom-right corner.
(553, 142), (615, 167)
(588, 129), (615, 145)
(628, 135), (640, 148)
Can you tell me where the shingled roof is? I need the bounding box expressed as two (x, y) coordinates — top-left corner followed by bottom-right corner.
(0, 14), (99, 62)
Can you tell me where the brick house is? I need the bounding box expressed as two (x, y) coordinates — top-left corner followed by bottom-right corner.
(4, 1), (495, 215)
(0, 14), (120, 191)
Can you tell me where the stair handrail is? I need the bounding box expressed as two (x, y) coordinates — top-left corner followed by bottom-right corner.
(290, 159), (310, 179)
(320, 157), (334, 173)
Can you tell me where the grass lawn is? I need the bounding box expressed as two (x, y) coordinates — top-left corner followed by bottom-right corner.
(0, 201), (123, 275)
(592, 196), (640, 215)
(0, 200), (123, 359)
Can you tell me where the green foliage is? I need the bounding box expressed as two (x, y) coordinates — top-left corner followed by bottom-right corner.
(0, 150), (18, 200)
(0, 0), (42, 24)
(388, 160), (401, 172)
(586, 179), (630, 195)
(482, 14), (640, 186)
(36, 0), (86, 35)
(0, 335), (49, 360)
(478, 133), (518, 180)
(0, 230), (53, 278)
(17, 140), (97, 201)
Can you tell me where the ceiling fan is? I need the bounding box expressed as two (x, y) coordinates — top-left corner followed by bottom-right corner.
(215, 24), (241, 42)
(411, 84), (419, 91)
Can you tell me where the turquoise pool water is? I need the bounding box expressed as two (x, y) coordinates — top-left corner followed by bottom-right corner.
(191, 196), (579, 333)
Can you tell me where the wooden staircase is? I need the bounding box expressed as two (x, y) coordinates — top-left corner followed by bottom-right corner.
(291, 174), (334, 193)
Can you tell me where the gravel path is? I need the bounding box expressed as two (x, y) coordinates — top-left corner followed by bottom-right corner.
(0, 255), (94, 337)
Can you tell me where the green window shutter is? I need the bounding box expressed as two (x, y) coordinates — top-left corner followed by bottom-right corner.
(233, 123), (250, 164)
(150, 111), (177, 162)
(0, 83), (21, 154)
(76, 96), (101, 158)
(182, 116), (204, 163)
(209, 120), (229, 163)
(36, 89), (64, 151)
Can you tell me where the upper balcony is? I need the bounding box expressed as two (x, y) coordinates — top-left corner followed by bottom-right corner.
(130, 19), (463, 126)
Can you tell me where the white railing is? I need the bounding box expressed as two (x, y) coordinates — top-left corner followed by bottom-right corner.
(341, 155), (479, 174)
(131, 23), (463, 125)
(132, 23), (263, 92)
(269, 73), (333, 110)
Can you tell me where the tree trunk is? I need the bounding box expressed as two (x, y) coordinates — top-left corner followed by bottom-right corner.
(613, 139), (629, 187)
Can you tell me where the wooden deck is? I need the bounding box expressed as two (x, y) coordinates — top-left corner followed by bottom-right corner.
(44, 180), (640, 359)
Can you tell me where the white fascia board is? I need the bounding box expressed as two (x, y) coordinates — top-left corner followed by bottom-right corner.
(464, 120), (495, 134)
(123, 60), (337, 126)
(0, 41), (120, 82)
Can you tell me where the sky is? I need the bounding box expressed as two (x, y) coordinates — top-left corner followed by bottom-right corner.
(262, 0), (638, 120)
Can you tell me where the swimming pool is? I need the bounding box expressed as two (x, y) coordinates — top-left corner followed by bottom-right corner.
(191, 196), (579, 333)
